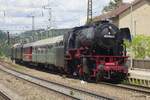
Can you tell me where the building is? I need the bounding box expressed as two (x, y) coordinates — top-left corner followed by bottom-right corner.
(93, 0), (150, 35)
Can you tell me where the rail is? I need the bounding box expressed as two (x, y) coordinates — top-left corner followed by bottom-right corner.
(0, 91), (11, 100)
(99, 82), (150, 95)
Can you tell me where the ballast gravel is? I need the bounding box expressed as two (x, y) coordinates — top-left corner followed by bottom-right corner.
(0, 70), (73, 100)
(2, 61), (150, 100)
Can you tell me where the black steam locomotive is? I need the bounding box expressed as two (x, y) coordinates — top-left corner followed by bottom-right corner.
(12, 21), (131, 82)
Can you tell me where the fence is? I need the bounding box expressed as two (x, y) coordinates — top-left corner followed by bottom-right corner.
(127, 59), (150, 69)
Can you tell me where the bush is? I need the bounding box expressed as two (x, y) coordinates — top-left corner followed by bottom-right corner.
(125, 35), (150, 59)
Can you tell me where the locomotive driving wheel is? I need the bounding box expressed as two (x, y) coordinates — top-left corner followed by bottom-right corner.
(82, 57), (90, 81)
(95, 70), (103, 83)
(78, 65), (83, 80)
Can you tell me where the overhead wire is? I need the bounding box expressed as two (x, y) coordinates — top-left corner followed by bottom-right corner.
(0, 0), (88, 32)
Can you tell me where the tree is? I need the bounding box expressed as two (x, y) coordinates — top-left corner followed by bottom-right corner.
(102, 0), (123, 13)
(0, 31), (10, 58)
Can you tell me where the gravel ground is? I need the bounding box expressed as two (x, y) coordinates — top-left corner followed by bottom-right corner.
(2, 61), (150, 100)
(0, 70), (73, 100)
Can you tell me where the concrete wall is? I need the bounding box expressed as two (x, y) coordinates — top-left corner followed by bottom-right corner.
(119, 0), (150, 35)
(127, 59), (150, 69)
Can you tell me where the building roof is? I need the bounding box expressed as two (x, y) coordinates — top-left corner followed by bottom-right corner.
(93, 0), (147, 22)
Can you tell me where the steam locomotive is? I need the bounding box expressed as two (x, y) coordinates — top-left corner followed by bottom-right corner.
(11, 21), (131, 82)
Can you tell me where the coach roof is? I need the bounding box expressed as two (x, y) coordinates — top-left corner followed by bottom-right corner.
(13, 43), (22, 48)
(23, 42), (34, 48)
(23, 35), (64, 48)
(32, 35), (64, 47)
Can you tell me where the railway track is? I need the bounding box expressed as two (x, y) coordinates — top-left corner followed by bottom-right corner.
(99, 82), (150, 95)
(0, 61), (150, 99)
(0, 91), (11, 100)
(0, 64), (114, 100)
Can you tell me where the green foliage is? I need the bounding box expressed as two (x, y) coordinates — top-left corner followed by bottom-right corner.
(125, 35), (150, 59)
(102, 0), (123, 13)
(0, 30), (10, 57)
(15, 29), (71, 43)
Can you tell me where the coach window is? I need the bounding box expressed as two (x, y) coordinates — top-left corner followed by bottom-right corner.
(35, 47), (36, 53)
(33, 47), (35, 53)
(34, 47), (35, 52)
(55, 43), (58, 47)
(48, 45), (51, 51)
(34, 47), (36, 52)
(59, 41), (63, 46)
(39, 48), (40, 54)
(40, 47), (42, 54)
(46, 46), (48, 53)
(43, 46), (46, 53)
(38, 47), (40, 53)
(37, 47), (39, 53)
(35, 47), (37, 54)
(35, 47), (38, 54)
(42, 47), (44, 53)
(32, 48), (34, 53)
(41, 47), (43, 54)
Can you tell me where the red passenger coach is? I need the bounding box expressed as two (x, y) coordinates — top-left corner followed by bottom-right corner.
(23, 43), (33, 62)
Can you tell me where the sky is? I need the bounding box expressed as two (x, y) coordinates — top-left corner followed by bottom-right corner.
(0, 0), (133, 34)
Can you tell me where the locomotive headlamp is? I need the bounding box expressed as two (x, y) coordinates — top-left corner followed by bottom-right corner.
(109, 26), (112, 30)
